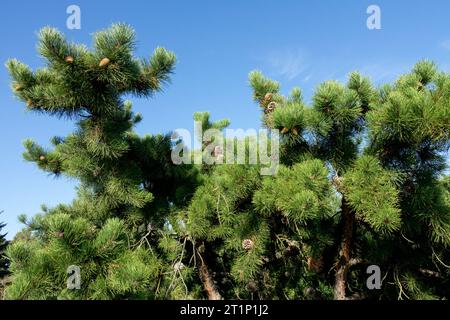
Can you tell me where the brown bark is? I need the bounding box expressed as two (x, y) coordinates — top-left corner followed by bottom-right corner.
(334, 198), (355, 300)
(198, 263), (222, 300)
(196, 242), (222, 300)
(418, 268), (441, 278)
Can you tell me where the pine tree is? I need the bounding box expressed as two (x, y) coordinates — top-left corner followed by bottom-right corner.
(0, 211), (9, 300)
(4, 23), (449, 300)
(4, 24), (201, 299)
(0, 211), (9, 278)
(183, 61), (450, 300)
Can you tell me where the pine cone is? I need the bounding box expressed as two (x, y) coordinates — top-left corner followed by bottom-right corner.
(264, 92), (273, 102)
(281, 127), (289, 134)
(265, 101), (277, 113)
(65, 56), (74, 64)
(39, 155), (46, 161)
(14, 84), (23, 92)
(242, 239), (254, 250)
(246, 281), (258, 292)
(99, 57), (110, 67)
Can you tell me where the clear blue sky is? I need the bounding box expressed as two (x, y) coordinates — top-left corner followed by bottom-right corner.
(1, 0), (450, 239)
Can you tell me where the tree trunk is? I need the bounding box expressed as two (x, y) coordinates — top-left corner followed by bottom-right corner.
(196, 242), (222, 300)
(334, 198), (355, 300)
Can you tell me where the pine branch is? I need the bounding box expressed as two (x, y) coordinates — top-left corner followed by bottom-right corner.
(333, 197), (355, 300)
(418, 268), (442, 278)
(195, 242), (222, 300)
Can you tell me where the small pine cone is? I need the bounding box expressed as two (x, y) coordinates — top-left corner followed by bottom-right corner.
(26, 99), (33, 107)
(264, 92), (273, 102)
(65, 56), (74, 64)
(265, 101), (277, 113)
(39, 155), (46, 161)
(99, 57), (110, 67)
(246, 281), (258, 292)
(292, 128), (299, 136)
(57, 231), (64, 238)
(14, 84), (23, 92)
(281, 127), (289, 134)
(242, 239), (254, 250)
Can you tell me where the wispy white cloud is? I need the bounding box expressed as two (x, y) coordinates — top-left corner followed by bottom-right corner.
(439, 39), (450, 51)
(265, 48), (310, 81)
(259, 47), (414, 87)
(302, 73), (312, 82)
(357, 63), (407, 83)
(332, 63), (410, 85)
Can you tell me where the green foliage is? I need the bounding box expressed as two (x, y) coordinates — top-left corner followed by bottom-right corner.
(0, 212), (9, 278)
(187, 165), (261, 240)
(5, 24), (450, 301)
(253, 159), (337, 222)
(248, 70), (280, 104)
(4, 24), (201, 300)
(6, 23), (176, 117)
(6, 215), (162, 299)
(347, 71), (376, 113)
(271, 102), (306, 134)
(344, 156), (401, 233)
(182, 61), (449, 300)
